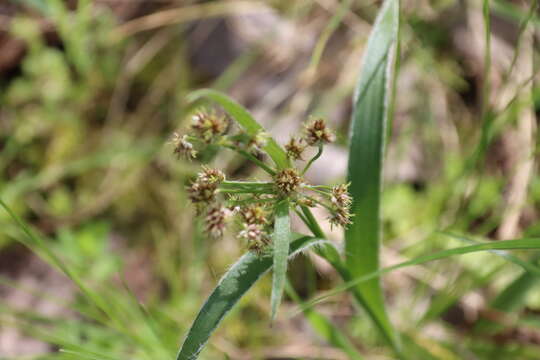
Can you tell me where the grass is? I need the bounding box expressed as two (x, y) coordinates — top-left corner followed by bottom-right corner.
(1, 0), (540, 359)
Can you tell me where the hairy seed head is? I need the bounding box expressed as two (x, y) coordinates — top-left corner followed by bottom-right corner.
(304, 117), (335, 146)
(331, 183), (352, 208)
(329, 207), (353, 229)
(190, 110), (228, 143)
(198, 166), (225, 184)
(274, 168), (303, 196)
(171, 133), (197, 160)
(240, 204), (268, 225)
(187, 180), (217, 204)
(239, 223), (270, 254)
(285, 136), (306, 160)
(205, 206), (228, 238)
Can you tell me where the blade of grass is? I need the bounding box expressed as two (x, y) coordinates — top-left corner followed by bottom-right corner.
(187, 88), (290, 169)
(298, 237), (540, 313)
(176, 236), (331, 360)
(271, 200), (291, 320)
(345, 0), (401, 352)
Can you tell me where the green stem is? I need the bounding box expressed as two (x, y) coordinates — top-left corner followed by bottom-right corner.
(301, 144), (323, 175)
(222, 144), (276, 175)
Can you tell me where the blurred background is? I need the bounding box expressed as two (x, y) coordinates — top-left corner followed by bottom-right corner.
(0, 0), (539, 359)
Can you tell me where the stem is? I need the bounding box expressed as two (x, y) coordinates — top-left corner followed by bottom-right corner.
(222, 144), (276, 175)
(302, 144), (323, 175)
(300, 205), (325, 239)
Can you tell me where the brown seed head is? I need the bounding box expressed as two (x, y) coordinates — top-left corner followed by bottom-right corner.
(329, 207), (353, 229)
(274, 168), (303, 196)
(172, 133), (197, 160)
(331, 183), (352, 208)
(285, 136), (306, 161)
(205, 206), (228, 238)
(240, 204), (268, 225)
(198, 166), (225, 184)
(239, 223), (270, 254)
(190, 110), (228, 143)
(304, 117), (335, 146)
(187, 180), (217, 204)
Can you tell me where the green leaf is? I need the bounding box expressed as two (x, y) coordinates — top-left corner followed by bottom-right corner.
(176, 235), (328, 360)
(187, 88), (290, 169)
(345, 0), (401, 352)
(300, 237), (540, 312)
(271, 200), (291, 320)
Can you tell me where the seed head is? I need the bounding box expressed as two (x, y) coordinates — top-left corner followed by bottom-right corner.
(240, 204), (268, 225)
(190, 110), (228, 143)
(239, 223), (270, 254)
(331, 183), (352, 208)
(328, 207), (353, 229)
(187, 180), (217, 204)
(285, 136), (306, 160)
(205, 206), (228, 238)
(198, 166), (225, 184)
(304, 117), (335, 146)
(274, 168), (303, 196)
(171, 133), (197, 160)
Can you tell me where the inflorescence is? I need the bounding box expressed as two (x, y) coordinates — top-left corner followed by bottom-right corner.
(171, 109), (352, 256)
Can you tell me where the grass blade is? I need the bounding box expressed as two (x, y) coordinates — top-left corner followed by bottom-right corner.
(187, 88), (290, 169)
(345, 0), (401, 351)
(271, 200), (291, 321)
(176, 235), (326, 360)
(300, 237), (540, 312)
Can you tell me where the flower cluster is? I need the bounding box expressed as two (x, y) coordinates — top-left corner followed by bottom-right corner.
(172, 107), (352, 255)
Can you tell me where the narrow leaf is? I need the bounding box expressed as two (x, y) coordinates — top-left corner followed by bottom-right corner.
(345, 0), (401, 351)
(187, 88), (290, 169)
(300, 237), (540, 312)
(271, 200), (291, 320)
(176, 235), (326, 360)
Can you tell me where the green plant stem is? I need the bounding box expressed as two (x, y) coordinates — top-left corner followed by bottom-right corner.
(222, 144), (276, 175)
(302, 144), (323, 175)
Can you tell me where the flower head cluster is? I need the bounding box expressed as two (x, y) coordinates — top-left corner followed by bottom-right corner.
(284, 117), (335, 162)
(173, 107), (352, 254)
(190, 110), (229, 143)
(328, 183), (353, 228)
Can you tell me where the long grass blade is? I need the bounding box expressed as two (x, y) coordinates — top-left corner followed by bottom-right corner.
(345, 0), (401, 351)
(176, 236), (328, 360)
(300, 237), (540, 312)
(271, 200), (291, 320)
(187, 88), (290, 169)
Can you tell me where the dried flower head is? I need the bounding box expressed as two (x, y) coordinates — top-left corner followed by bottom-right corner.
(239, 223), (270, 254)
(198, 166), (225, 184)
(285, 136), (306, 160)
(304, 117), (335, 146)
(190, 109), (228, 143)
(187, 180), (217, 204)
(329, 207), (353, 229)
(240, 204), (268, 225)
(171, 133), (197, 160)
(205, 206), (228, 238)
(274, 168), (303, 196)
(331, 183), (352, 208)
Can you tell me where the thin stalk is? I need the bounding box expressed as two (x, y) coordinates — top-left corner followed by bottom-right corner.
(222, 144), (276, 175)
(302, 144), (323, 175)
